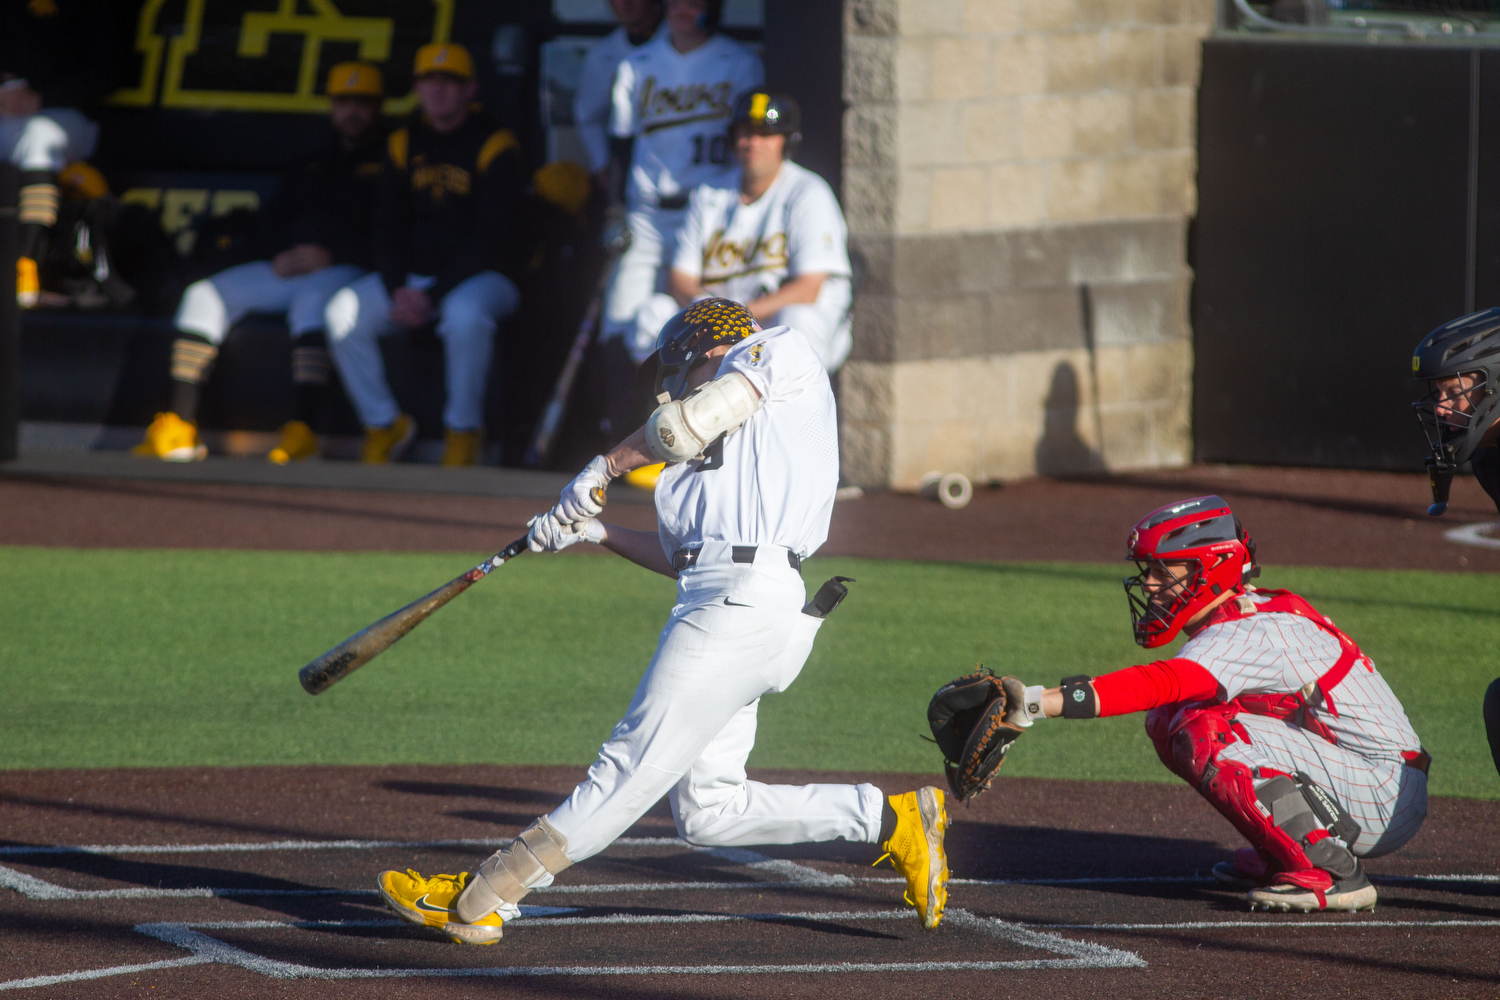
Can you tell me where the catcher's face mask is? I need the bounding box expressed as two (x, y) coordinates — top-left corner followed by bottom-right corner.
(1122, 497), (1258, 648)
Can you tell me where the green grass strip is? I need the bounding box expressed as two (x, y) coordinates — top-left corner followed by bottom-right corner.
(0, 547), (1495, 798)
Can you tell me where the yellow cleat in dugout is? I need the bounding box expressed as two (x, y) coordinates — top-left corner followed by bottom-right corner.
(441, 428), (482, 466)
(377, 868), (505, 945)
(132, 411), (207, 462)
(268, 419), (318, 464)
(875, 786), (950, 929)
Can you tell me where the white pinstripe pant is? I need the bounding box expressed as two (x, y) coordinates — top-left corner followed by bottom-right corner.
(1218, 713), (1428, 858)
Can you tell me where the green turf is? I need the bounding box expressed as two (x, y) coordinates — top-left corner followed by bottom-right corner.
(1, 547), (1496, 797)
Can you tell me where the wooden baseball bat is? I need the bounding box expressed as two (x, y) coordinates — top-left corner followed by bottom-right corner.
(298, 487), (607, 695)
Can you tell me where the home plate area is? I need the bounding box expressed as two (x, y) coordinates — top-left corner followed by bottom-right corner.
(1, 768), (1496, 997)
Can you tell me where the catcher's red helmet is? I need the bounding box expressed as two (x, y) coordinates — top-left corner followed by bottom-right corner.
(1123, 496), (1258, 648)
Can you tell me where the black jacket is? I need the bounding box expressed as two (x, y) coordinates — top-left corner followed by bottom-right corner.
(376, 109), (524, 301)
(261, 127), (386, 270)
(0, 0), (119, 112)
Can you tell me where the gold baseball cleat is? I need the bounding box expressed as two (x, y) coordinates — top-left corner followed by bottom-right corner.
(268, 420), (318, 464)
(361, 413), (416, 464)
(132, 412), (207, 462)
(875, 786), (949, 929)
(377, 869), (505, 945)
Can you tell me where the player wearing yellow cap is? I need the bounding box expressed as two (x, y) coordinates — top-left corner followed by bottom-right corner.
(324, 43), (527, 466)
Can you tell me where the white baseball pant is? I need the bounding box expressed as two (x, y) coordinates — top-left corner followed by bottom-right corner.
(1218, 712), (1428, 858)
(324, 270), (519, 431)
(634, 277), (853, 375)
(175, 261), (364, 345)
(543, 542), (885, 864)
(604, 203), (686, 362)
(0, 109), (97, 171)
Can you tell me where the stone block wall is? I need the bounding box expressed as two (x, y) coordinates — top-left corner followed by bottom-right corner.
(839, 0), (1212, 488)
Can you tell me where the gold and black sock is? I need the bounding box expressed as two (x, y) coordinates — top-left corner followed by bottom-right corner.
(169, 334), (219, 423)
(291, 329), (332, 426)
(18, 169), (59, 261)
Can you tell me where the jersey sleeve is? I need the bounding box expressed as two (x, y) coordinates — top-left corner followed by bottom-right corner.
(720, 327), (823, 403)
(1092, 659), (1221, 717)
(671, 187), (714, 277)
(608, 55), (640, 139)
(574, 36), (620, 173)
(784, 177), (850, 278)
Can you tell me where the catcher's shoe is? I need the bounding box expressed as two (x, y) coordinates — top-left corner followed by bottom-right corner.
(361, 413), (416, 464)
(268, 420), (318, 465)
(1212, 847), (1276, 890)
(378, 869), (505, 945)
(16, 256), (39, 309)
(875, 786), (949, 930)
(1247, 867), (1376, 913)
(441, 428), (481, 467)
(131, 412), (207, 462)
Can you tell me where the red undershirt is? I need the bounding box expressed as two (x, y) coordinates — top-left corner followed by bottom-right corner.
(1092, 658), (1221, 717)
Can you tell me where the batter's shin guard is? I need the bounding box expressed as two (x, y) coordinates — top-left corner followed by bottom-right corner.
(457, 817), (573, 923)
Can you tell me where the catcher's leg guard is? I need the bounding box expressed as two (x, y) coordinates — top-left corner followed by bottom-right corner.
(456, 817), (573, 923)
(1168, 711), (1360, 881)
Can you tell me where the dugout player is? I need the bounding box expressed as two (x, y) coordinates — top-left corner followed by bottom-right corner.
(133, 63), (386, 464)
(660, 90), (852, 373)
(1, 0), (118, 309)
(1013, 497), (1428, 912)
(598, 0), (763, 432)
(1411, 307), (1500, 780)
(376, 299), (951, 944)
(574, 0), (666, 188)
(325, 43), (525, 466)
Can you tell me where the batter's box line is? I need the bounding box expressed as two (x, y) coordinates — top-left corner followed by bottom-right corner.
(0, 907), (1146, 990)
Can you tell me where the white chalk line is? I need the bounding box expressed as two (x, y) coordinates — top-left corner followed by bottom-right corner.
(1443, 520), (1500, 549)
(0, 957), (211, 992)
(1043, 919), (1500, 930)
(0, 835), (688, 858)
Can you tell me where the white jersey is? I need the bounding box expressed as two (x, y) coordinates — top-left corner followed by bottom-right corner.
(1178, 591), (1422, 761)
(610, 33), (763, 206)
(672, 161), (850, 305)
(572, 22), (667, 174)
(655, 325), (838, 560)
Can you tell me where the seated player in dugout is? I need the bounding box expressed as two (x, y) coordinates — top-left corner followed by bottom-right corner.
(1410, 308), (1500, 780)
(654, 90), (853, 375)
(2, 0), (119, 309)
(930, 497), (1429, 913)
(134, 62), (387, 464)
(376, 299), (952, 945)
(325, 43), (525, 467)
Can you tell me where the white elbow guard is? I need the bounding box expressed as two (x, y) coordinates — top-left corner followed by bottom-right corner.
(646, 372), (762, 462)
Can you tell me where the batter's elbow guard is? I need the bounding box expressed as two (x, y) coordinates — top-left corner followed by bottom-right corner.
(646, 372), (761, 463)
(1059, 675), (1098, 719)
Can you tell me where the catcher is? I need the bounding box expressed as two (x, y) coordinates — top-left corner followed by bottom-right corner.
(929, 496), (1429, 913)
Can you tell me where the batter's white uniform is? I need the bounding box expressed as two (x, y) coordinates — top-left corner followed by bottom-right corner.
(666, 161), (853, 372)
(604, 34), (763, 358)
(176, 261), (365, 346)
(573, 22), (669, 175)
(1181, 591), (1427, 857)
(543, 325), (882, 864)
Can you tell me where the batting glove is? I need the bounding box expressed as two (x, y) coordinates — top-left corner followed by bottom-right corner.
(527, 512), (604, 553)
(556, 455), (611, 524)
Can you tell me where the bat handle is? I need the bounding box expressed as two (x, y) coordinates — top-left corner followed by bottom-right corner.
(590, 485), (608, 508)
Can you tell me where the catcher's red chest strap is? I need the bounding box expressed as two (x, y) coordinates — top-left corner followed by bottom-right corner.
(1206, 589), (1373, 740)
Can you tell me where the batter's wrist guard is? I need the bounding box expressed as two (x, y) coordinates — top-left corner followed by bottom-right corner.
(1059, 675), (1098, 719)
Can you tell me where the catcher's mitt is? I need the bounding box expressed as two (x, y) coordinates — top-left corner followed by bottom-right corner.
(928, 667), (1029, 801)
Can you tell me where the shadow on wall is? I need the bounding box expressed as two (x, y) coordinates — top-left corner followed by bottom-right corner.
(1035, 360), (1104, 476)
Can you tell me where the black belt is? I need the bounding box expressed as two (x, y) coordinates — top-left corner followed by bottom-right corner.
(672, 545), (800, 572)
(656, 193), (689, 210)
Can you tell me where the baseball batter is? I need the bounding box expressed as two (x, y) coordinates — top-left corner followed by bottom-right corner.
(602, 0), (763, 362)
(663, 89), (852, 373)
(133, 63), (387, 465)
(377, 298), (949, 945)
(1008, 497), (1428, 912)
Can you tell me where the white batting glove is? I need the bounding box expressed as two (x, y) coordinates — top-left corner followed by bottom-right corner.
(527, 512), (604, 553)
(556, 455), (611, 524)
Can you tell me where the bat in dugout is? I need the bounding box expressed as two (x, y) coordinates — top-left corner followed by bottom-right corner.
(298, 487), (606, 695)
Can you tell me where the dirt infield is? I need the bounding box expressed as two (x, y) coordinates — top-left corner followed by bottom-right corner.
(4, 462), (1500, 570)
(1, 764), (1496, 998)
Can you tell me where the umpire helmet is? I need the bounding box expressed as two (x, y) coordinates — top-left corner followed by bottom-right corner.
(1413, 307), (1500, 477)
(1123, 496), (1258, 649)
(655, 298), (758, 401)
(731, 90), (802, 158)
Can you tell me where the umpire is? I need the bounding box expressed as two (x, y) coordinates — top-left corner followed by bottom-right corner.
(325, 43), (526, 467)
(1411, 308), (1500, 780)
(134, 62), (387, 464)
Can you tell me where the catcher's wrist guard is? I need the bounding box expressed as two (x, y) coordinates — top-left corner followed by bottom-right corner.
(1023, 685), (1048, 721)
(927, 667), (1030, 801)
(1059, 675), (1098, 719)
